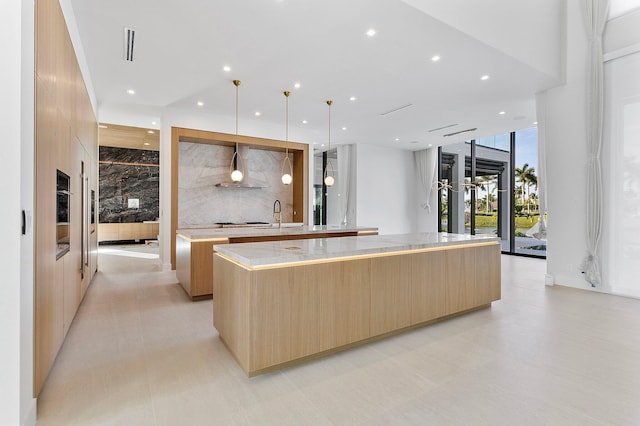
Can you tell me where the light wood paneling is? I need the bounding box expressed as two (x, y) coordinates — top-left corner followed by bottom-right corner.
(99, 123), (159, 151)
(336, 259), (371, 346)
(34, 0), (98, 397)
(474, 244), (501, 304)
(213, 243), (500, 377)
(175, 235), (192, 295)
(213, 254), (251, 372)
(317, 263), (342, 352)
(97, 222), (159, 242)
(445, 247), (476, 314)
(290, 265), (322, 358)
(191, 241), (221, 297)
(370, 256), (411, 336)
(410, 251), (447, 324)
(250, 269), (292, 371)
(97, 223), (119, 242)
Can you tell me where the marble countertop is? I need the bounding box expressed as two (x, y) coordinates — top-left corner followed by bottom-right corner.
(176, 224), (378, 241)
(214, 232), (499, 267)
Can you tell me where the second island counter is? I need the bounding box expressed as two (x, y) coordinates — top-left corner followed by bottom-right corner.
(175, 225), (378, 298)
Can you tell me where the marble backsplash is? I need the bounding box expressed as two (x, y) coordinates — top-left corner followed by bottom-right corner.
(99, 146), (160, 223)
(178, 142), (294, 227)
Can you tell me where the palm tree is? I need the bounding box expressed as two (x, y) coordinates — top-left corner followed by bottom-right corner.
(515, 164), (537, 213)
(475, 175), (497, 213)
(515, 164), (531, 206)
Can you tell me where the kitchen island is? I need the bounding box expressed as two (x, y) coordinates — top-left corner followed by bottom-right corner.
(213, 232), (501, 377)
(176, 225), (378, 298)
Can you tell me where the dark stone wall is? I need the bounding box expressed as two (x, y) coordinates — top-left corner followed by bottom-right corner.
(99, 147), (159, 223)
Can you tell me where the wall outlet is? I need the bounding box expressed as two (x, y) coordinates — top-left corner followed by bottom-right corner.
(128, 198), (139, 209)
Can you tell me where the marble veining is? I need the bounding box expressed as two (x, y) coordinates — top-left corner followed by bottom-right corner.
(214, 232), (498, 267)
(99, 147), (159, 223)
(178, 142), (294, 227)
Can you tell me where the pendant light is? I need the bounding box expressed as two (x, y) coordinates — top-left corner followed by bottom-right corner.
(324, 100), (335, 187)
(230, 79), (244, 182)
(281, 91), (293, 185)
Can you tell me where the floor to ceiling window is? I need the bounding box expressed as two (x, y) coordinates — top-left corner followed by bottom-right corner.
(438, 128), (545, 258)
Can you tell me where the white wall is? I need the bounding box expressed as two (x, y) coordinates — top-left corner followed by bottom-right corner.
(542, 0), (589, 290)
(355, 144), (419, 234)
(1, 0), (36, 424)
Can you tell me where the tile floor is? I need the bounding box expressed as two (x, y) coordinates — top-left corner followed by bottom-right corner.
(36, 245), (640, 425)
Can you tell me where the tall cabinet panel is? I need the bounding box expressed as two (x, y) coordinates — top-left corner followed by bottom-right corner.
(34, 0), (98, 396)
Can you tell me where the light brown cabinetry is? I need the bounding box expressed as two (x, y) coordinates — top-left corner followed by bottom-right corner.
(410, 251), (446, 324)
(34, 0), (98, 396)
(98, 222), (159, 242)
(214, 242), (501, 377)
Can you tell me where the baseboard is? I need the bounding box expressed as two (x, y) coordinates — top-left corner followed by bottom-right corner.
(23, 397), (36, 426)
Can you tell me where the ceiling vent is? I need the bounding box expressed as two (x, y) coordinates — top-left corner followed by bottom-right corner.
(380, 103), (413, 116)
(124, 27), (135, 61)
(443, 128), (477, 137)
(428, 123), (458, 133)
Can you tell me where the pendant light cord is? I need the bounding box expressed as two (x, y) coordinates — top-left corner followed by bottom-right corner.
(327, 100), (332, 150)
(285, 91), (289, 156)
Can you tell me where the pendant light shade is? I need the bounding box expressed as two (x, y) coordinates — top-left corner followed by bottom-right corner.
(281, 91), (293, 185)
(230, 79), (244, 182)
(324, 100), (335, 187)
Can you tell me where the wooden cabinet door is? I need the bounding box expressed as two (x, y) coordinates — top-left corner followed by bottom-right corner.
(250, 269), (292, 371)
(411, 251), (446, 324)
(445, 247), (476, 314)
(335, 259), (371, 346)
(474, 244), (501, 305)
(370, 256), (411, 336)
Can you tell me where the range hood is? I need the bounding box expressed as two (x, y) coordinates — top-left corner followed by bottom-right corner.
(214, 182), (265, 188)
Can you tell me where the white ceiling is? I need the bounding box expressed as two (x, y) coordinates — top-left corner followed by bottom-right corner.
(69, 0), (563, 150)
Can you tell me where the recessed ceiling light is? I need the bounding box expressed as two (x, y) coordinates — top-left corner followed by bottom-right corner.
(342, 127), (347, 131)
(294, 82), (301, 89)
(428, 144), (433, 147)
(255, 111), (261, 116)
(126, 89), (135, 95)
(147, 130), (155, 134)
(302, 120), (308, 124)
(223, 65), (231, 72)
(533, 121), (538, 125)
(98, 124), (108, 129)
(197, 101), (204, 106)
(431, 55), (440, 62)
(366, 29), (376, 37)
(349, 96), (357, 101)
(499, 111), (506, 115)
(321, 144), (325, 147)
(143, 142), (150, 146)
(480, 75), (490, 81)
(395, 138), (400, 141)
(151, 121), (157, 125)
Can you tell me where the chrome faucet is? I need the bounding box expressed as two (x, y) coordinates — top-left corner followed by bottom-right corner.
(273, 199), (282, 228)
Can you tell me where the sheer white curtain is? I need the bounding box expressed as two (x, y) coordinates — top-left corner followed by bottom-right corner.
(534, 93), (548, 240)
(337, 145), (356, 225)
(414, 148), (437, 212)
(581, 0), (609, 287)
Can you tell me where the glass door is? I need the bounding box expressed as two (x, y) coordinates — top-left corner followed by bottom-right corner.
(438, 129), (545, 258)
